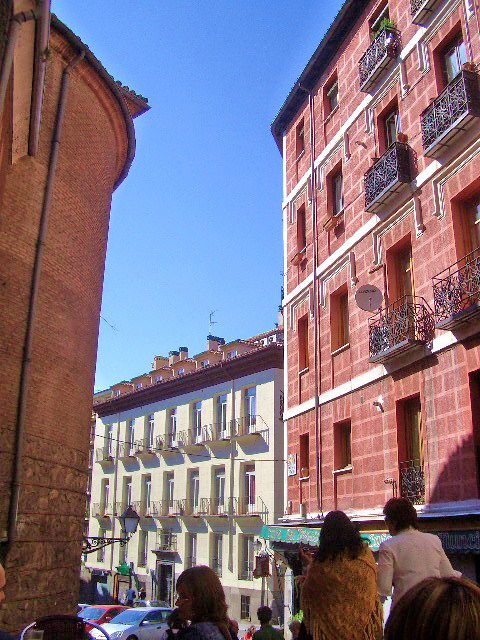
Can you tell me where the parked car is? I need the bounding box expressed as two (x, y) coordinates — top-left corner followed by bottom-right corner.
(78, 603), (89, 612)
(90, 607), (172, 640)
(133, 600), (170, 608)
(78, 604), (128, 631)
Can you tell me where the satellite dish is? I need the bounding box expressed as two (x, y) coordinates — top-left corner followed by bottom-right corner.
(355, 285), (383, 312)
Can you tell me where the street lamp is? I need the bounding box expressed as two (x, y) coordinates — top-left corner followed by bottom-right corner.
(82, 506), (140, 555)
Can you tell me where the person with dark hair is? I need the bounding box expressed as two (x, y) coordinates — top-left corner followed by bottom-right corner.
(161, 608), (187, 640)
(176, 566), (231, 640)
(301, 511), (382, 640)
(377, 497), (460, 608)
(252, 606), (283, 640)
(384, 576), (480, 639)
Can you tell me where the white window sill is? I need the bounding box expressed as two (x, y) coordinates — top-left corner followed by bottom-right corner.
(298, 367), (309, 376)
(331, 343), (350, 357)
(333, 465), (353, 476)
(299, 475), (310, 482)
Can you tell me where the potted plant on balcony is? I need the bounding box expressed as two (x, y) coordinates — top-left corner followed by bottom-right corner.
(373, 17), (397, 38)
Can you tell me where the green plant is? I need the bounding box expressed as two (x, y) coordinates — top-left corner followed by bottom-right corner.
(290, 611), (303, 623)
(373, 17), (397, 37)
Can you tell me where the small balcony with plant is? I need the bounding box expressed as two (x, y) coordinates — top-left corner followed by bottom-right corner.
(421, 68), (480, 158)
(432, 247), (480, 330)
(359, 21), (400, 92)
(364, 140), (412, 213)
(369, 295), (435, 363)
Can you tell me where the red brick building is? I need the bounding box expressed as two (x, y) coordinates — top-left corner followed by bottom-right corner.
(0, 1), (148, 630)
(272, 0), (480, 578)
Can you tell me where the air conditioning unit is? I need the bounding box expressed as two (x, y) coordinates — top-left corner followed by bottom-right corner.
(300, 502), (307, 518)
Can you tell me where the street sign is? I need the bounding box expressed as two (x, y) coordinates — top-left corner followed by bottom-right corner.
(355, 284), (383, 312)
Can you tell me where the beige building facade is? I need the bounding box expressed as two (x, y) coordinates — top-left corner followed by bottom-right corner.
(86, 331), (285, 623)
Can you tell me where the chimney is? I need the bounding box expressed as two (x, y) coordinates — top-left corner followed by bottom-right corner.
(179, 346), (188, 360)
(168, 350), (179, 366)
(207, 334), (225, 351)
(152, 355), (167, 370)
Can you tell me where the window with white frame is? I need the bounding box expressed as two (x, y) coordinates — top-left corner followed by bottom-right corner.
(200, 360), (209, 368)
(105, 424), (113, 455)
(216, 394), (228, 438)
(101, 479), (110, 515)
(166, 473), (174, 514)
(142, 474), (151, 514)
(127, 419), (135, 454)
(168, 408), (177, 446)
(214, 468), (225, 514)
(244, 387), (257, 432)
(123, 478), (132, 510)
(188, 533), (197, 567)
(212, 533), (223, 576)
(240, 595), (251, 620)
(190, 471), (200, 513)
(138, 530), (148, 567)
(244, 465), (255, 513)
(193, 401), (202, 443)
(241, 535), (254, 579)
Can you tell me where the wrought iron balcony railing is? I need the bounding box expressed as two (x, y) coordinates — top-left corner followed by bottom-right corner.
(369, 295), (435, 363)
(364, 142), (412, 212)
(203, 421), (235, 442)
(186, 555), (197, 568)
(410, 0), (441, 24)
(400, 459), (425, 504)
(421, 69), (480, 157)
(95, 447), (113, 463)
(131, 500), (154, 518)
(433, 247), (480, 329)
(359, 27), (400, 92)
(150, 500), (171, 517)
(134, 438), (157, 455)
(92, 503), (112, 518)
(171, 499), (186, 516)
(176, 429), (205, 450)
(233, 497), (268, 518)
(118, 442), (136, 459)
(199, 497), (228, 516)
(155, 532), (178, 552)
(239, 564), (254, 581)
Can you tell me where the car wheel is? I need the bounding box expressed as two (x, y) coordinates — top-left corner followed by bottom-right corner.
(126, 636), (138, 640)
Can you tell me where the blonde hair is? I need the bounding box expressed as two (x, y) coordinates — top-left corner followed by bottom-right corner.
(177, 566), (230, 640)
(384, 576), (480, 640)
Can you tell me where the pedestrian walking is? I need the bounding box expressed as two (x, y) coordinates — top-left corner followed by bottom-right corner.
(384, 576), (480, 639)
(252, 607), (283, 640)
(176, 565), (231, 640)
(301, 510), (383, 640)
(125, 586), (136, 607)
(377, 497), (461, 608)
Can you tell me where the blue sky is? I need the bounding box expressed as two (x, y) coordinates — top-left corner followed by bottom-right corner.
(51, 2), (342, 391)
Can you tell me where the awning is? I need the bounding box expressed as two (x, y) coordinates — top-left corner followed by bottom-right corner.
(260, 525), (389, 551)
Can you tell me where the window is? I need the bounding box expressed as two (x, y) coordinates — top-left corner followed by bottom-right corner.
(166, 473), (174, 514)
(101, 479), (110, 514)
(442, 36), (467, 85)
(190, 471), (200, 513)
(402, 396), (424, 467)
(114, 389), (121, 396)
(216, 394), (228, 438)
(244, 465), (255, 513)
(332, 171), (344, 216)
(299, 434), (309, 477)
(105, 424), (113, 455)
(326, 81), (339, 114)
(212, 533), (223, 576)
(168, 408), (177, 446)
(240, 595), (251, 621)
(142, 475), (151, 513)
(136, 383), (143, 390)
(214, 468), (226, 514)
(331, 289), (350, 352)
(123, 478), (132, 510)
(200, 359), (209, 368)
(187, 533), (197, 567)
(296, 204), (307, 253)
(392, 244), (414, 300)
(397, 395), (424, 503)
(146, 414), (154, 449)
(334, 420), (352, 470)
(226, 350), (237, 359)
(178, 368), (185, 375)
(241, 535), (254, 579)
(296, 119), (305, 157)
(97, 529), (106, 562)
(461, 195), (480, 256)
(138, 530), (148, 567)
(193, 401), (202, 442)
(154, 375), (163, 383)
(127, 419), (135, 454)
(298, 314), (309, 372)
(384, 107), (400, 148)
(244, 387), (256, 431)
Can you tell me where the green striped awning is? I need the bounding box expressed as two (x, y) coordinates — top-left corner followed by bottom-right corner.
(260, 525), (390, 551)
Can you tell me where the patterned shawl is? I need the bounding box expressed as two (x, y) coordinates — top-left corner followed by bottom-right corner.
(301, 545), (383, 640)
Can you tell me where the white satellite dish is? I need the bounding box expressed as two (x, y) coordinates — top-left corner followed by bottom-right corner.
(355, 285), (383, 312)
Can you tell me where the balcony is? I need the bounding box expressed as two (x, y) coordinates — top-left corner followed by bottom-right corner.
(235, 416), (265, 442)
(186, 555), (197, 569)
(134, 439), (157, 457)
(239, 564), (254, 581)
(95, 447), (113, 464)
(171, 499), (186, 516)
(156, 434), (181, 456)
(92, 503), (112, 519)
(410, 0), (441, 24)
(421, 69), (480, 158)
(131, 500), (154, 518)
(176, 429), (206, 453)
(233, 497), (268, 518)
(118, 443), (136, 460)
(199, 497), (228, 517)
(203, 421), (234, 444)
(364, 142), (412, 213)
(151, 500), (176, 518)
(183, 499), (202, 517)
(359, 27), (400, 92)
(154, 532), (178, 552)
(433, 248), (480, 330)
(400, 460), (425, 504)
(369, 295), (435, 363)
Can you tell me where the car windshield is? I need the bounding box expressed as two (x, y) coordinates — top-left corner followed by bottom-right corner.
(106, 609), (146, 625)
(78, 607), (106, 620)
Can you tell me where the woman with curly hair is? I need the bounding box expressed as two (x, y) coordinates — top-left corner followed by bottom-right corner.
(176, 565), (231, 640)
(301, 511), (382, 640)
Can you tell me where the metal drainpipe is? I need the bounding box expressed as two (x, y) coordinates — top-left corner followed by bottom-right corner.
(228, 379), (236, 573)
(0, 10), (38, 115)
(29, 0), (51, 156)
(6, 48), (85, 553)
(301, 85), (323, 516)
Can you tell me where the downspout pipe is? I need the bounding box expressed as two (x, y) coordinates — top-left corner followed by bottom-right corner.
(300, 84), (323, 517)
(29, 0), (51, 157)
(0, 10), (39, 116)
(6, 48), (85, 554)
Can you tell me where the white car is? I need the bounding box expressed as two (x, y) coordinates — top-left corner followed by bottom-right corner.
(90, 607), (172, 640)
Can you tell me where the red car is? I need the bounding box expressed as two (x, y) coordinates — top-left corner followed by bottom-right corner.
(78, 604), (128, 631)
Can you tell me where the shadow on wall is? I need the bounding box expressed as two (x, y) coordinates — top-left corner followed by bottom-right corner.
(429, 433), (478, 504)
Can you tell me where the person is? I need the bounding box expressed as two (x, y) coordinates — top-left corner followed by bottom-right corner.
(288, 620), (301, 640)
(139, 589), (147, 600)
(229, 619), (239, 640)
(243, 625), (257, 640)
(377, 497), (461, 608)
(301, 510), (382, 640)
(384, 576), (480, 639)
(160, 608), (187, 640)
(252, 606), (283, 640)
(176, 565), (231, 640)
(124, 586), (136, 606)
(0, 564), (17, 640)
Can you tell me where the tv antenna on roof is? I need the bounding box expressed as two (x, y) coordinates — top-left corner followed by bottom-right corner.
(209, 310), (218, 330)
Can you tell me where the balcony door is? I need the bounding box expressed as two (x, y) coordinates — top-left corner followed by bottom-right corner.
(169, 408), (177, 446)
(193, 401), (202, 443)
(127, 420), (135, 454)
(190, 472), (200, 513)
(398, 395), (425, 504)
(443, 36), (467, 85)
(106, 424), (113, 455)
(244, 387), (257, 432)
(395, 245), (414, 300)
(404, 396), (424, 467)
(146, 415), (154, 449)
(215, 469), (225, 514)
(167, 475), (174, 514)
(217, 395), (228, 438)
(462, 196), (480, 257)
(244, 465), (255, 513)
(242, 535), (254, 578)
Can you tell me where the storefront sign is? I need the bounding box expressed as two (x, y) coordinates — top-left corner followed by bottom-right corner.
(435, 530), (480, 553)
